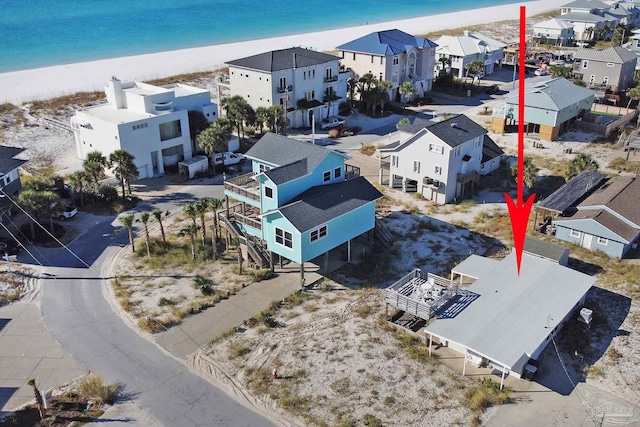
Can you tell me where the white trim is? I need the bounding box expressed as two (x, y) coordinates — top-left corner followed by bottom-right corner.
(323, 170), (331, 182)
(264, 186), (273, 199)
(597, 237), (608, 246)
(570, 229), (581, 238)
(275, 227), (293, 249)
(310, 224), (328, 243)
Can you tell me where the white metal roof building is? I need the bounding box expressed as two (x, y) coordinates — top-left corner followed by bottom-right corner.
(424, 251), (596, 387)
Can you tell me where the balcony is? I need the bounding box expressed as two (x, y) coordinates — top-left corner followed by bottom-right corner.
(457, 170), (480, 184)
(345, 164), (360, 180)
(227, 203), (262, 231)
(324, 75), (338, 83)
(277, 85), (293, 93)
(224, 173), (260, 202)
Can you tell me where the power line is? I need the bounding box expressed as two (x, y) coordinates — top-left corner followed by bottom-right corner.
(0, 188), (92, 269)
(0, 219), (44, 267)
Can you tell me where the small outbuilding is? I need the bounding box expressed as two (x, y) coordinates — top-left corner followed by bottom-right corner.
(178, 155), (209, 179)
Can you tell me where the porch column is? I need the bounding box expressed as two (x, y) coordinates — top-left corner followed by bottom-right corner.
(269, 251), (274, 273)
(462, 348), (468, 376)
(389, 174), (393, 188)
(280, 254), (284, 269)
(429, 333), (433, 356)
(379, 167), (384, 186)
(500, 365), (507, 390)
(347, 239), (352, 262)
(225, 195), (230, 218)
(300, 263), (305, 288)
(402, 177), (407, 192)
(241, 202), (245, 216)
(324, 251), (329, 274)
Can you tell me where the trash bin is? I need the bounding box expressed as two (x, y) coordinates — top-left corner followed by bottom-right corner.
(467, 89), (472, 97)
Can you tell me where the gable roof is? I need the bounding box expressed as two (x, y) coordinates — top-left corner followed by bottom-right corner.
(537, 171), (607, 214)
(466, 32), (507, 50)
(558, 11), (610, 22)
(226, 47), (339, 72)
(0, 145), (27, 175)
(395, 116), (434, 134)
(435, 35), (488, 57)
(533, 18), (575, 30)
(523, 237), (568, 264)
(563, 0), (609, 10)
(504, 77), (595, 111)
(574, 46), (638, 63)
(276, 176), (383, 232)
(578, 176), (640, 226)
(336, 29), (437, 56)
(481, 135), (504, 164)
(246, 133), (341, 172)
(555, 209), (639, 242)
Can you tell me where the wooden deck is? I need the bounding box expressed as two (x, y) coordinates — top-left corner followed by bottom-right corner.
(385, 269), (458, 321)
(224, 173), (260, 202)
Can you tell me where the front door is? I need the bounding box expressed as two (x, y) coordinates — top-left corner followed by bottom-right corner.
(582, 233), (593, 249)
(151, 151), (159, 174)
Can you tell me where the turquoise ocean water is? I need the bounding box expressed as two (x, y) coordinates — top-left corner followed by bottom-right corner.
(0, 0), (522, 73)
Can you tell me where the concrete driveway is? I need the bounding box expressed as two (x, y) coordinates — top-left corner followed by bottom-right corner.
(0, 301), (87, 415)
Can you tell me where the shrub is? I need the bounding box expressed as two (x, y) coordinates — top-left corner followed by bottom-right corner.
(359, 144), (376, 156)
(158, 297), (174, 306)
(383, 395), (396, 405)
(200, 283), (214, 296)
(363, 414), (383, 427)
(250, 268), (275, 281)
(464, 378), (511, 425)
(77, 375), (118, 405)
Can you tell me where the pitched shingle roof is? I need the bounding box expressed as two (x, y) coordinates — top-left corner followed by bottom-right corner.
(533, 18), (575, 30)
(395, 117), (434, 134)
(523, 237), (568, 263)
(246, 132), (334, 166)
(0, 145), (27, 174)
(226, 47), (339, 72)
(579, 176), (640, 226)
(563, 0), (609, 10)
(537, 171), (607, 214)
(574, 46), (638, 64)
(481, 135), (504, 164)
(558, 11), (610, 22)
(276, 176), (383, 232)
(336, 29), (437, 56)
(556, 208), (638, 242)
(505, 77), (595, 111)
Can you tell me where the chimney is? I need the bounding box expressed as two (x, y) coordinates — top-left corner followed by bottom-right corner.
(106, 76), (125, 109)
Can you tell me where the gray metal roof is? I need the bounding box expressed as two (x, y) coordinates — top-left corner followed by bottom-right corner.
(451, 255), (499, 279)
(537, 171), (607, 213)
(226, 47), (339, 72)
(504, 77), (595, 112)
(276, 176), (383, 232)
(425, 252), (596, 369)
(523, 237), (569, 263)
(245, 133), (339, 173)
(482, 135), (504, 164)
(563, 0), (609, 9)
(558, 11), (610, 22)
(0, 145), (27, 174)
(574, 46), (638, 64)
(336, 29), (437, 56)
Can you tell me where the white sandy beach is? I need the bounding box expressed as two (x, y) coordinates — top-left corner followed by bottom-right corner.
(0, 0), (567, 104)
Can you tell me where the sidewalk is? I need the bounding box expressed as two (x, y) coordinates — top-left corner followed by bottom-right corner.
(154, 263), (323, 359)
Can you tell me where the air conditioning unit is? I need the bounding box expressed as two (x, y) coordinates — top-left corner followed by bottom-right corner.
(578, 307), (593, 325)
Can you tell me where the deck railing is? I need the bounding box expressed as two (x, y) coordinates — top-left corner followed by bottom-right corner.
(345, 164), (360, 180)
(385, 269), (457, 320)
(227, 203), (262, 231)
(224, 173), (260, 202)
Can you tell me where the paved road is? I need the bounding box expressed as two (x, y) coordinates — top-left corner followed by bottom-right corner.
(40, 247), (275, 427)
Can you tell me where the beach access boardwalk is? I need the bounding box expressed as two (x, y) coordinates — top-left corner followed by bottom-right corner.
(155, 263), (323, 359)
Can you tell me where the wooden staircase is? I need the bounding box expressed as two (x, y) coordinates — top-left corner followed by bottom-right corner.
(374, 217), (393, 246)
(218, 213), (270, 269)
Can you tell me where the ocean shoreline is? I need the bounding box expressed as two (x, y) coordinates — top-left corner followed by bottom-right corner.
(0, 0), (568, 104)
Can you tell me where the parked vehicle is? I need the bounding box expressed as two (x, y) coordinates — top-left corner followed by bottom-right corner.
(51, 204), (78, 220)
(534, 69), (548, 76)
(0, 237), (22, 256)
(484, 84), (500, 95)
(213, 152), (246, 166)
(320, 116), (345, 130)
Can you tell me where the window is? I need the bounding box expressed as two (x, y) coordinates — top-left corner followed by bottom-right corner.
(589, 74), (595, 84)
(371, 55), (374, 63)
(380, 56), (383, 65)
(323, 171), (331, 182)
(606, 62), (615, 67)
(159, 120), (182, 141)
(259, 164), (271, 173)
(312, 69), (315, 78)
(597, 237), (608, 246)
(275, 228), (292, 248)
(570, 229), (581, 238)
(334, 166), (342, 178)
(310, 225), (328, 242)
(392, 155), (399, 167)
(353, 52), (356, 60)
(279, 76), (286, 89)
(392, 73), (398, 83)
(429, 144), (444, 154)
(582, 60), (588, 68)
(393, 57), (399, 65)
(434, 166), (442, 175)
(413, 161), (420, 173)
(603, 76), (609, 85)
(265, 187), (273, 199)
(379, 73), (383, 82)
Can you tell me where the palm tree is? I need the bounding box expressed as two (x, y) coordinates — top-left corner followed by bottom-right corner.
(627, 86), (640, 108)
(438, 57), (450, 75)
(108, 149), (138, 198)
(177, 223), (199, 260)
(83, 151), (108, 189)
(198, 118), (233, 175)
(182, 202), (198, 229)
(205, 197), (223, 259)
(398, 81), (415, 103)
(67, 170), (90, 207)
(565, 153), (599, 180)
(152, 209), (168, 246)
(18, 189), (61, 238)
(188, 110), (210, 154)
(359, 73), (377, 91)
(27, 379), (45, 420)
(137, 212), (151, 257)
(194, 199), (208, 245)
(511, 157), (538, 190)
(118, 214), (136, 253)
(347, 77), (358, 104)
(255, 107), (269, 134)
(379, 80), (393, 95)
(465, 60), (485, 84)
(221, 95), (255, 138)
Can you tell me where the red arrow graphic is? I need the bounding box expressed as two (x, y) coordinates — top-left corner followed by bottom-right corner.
(505, 5), (535, 275)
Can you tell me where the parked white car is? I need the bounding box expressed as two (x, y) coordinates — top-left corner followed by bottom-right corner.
(52, 204), (78, 220)
(213, 152), (246, 166)
(534, 69), (549, 76)
(320, 116), (345, 130)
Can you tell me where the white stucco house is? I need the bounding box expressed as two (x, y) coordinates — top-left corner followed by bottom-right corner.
(71, 77), (218, 179)
(532, 18), (576, 46)
(224, 47), (351, 128)
(434, 31), (506, 79)
(378, 115), (501, 204)
(336, 29), (438, 101)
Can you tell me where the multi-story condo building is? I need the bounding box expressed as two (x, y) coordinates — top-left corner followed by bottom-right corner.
(71, 77), (217, 179)
(225, 48), (350, 128)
